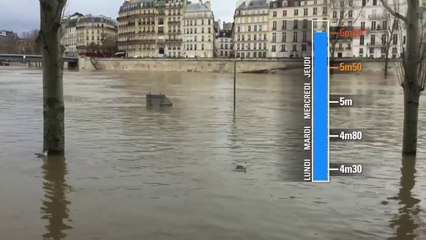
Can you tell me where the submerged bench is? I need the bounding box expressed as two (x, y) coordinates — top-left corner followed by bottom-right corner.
(146, 93), (173, 108)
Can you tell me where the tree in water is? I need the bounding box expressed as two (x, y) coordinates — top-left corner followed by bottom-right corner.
(376, 0), (403, 78)
(380, 0), (426, 155)
(38, 0), (67, 155)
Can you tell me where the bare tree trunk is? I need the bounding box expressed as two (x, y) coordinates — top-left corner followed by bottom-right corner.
(402, 0), (421, 155)
(39, 0), (67, 155)
(384, 53), (389, 78)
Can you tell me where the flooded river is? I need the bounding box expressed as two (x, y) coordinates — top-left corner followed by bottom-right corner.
(0, 66), (425, 239)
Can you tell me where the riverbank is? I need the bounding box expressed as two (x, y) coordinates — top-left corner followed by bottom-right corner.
(79, 57), (401, 74)
(79, 57), (303, 73)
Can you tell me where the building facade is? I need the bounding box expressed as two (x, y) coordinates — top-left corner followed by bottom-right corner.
(62, 13), (82, 56)
(215, 30), (233, 57)
(233, 0), (270, 58)
(182, 1), (215, 58)
(62, 14), (117, 55)
(269, 0), (327, 58)
(117, 0), (213, 58)
(328, 0), (407, 58)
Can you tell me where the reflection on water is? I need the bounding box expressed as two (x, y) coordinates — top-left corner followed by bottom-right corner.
(389, 156), (422, 240)
(41, 155), (72, 240)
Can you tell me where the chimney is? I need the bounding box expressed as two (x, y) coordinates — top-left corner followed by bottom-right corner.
(204, 0), (211, 9)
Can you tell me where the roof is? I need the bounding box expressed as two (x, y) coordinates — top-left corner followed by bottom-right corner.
(78, 15), (117, 26)
(217, 30), (232, 38)
(184, 3), (210, 13)
(119, 0), (156, 13)
(237, 0), (269, 9)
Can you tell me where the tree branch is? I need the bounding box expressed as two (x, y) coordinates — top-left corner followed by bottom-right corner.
(379, 0), (407, 24)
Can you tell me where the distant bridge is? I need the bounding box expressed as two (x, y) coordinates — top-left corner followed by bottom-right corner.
(0, 54), (78, 63)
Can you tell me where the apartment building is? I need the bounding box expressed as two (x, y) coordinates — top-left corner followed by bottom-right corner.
(328, 0), (407, 58)
(117, 0), (160, 57)
(216, 30), (233, 57)
(62, 14), (117, 55)
(117, 0), (214, 58)
(269, 0), (327, 58)
(76, 15), (117, 52)
(62, 13), (83, 56)
(182, 1), (215, 58)
(234, 0), (270, 58)
(165, 0), (186, 57)
(351, 0), (407, 58)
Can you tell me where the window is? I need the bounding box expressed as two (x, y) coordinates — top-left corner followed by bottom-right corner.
(272, 21), (277, 30)
(281, 44), (286, 52)
(340, 1), (344, 7)
(293, 20), (298, 29)
(293, 32), (298, 42)
(382, 21), (388, 30)
(392, 34), (398, 44)
(371, 35), (376, 45)
(313, 8), (317, 15)
(292, 45), (297, 51)
(283, 10), (287, 16)
(272, 45), (276, 52)
(333, 11), (337, 18)
(371, 21), (376, 30)
(349, 10), (353, 17)
(382, 34), (387, 45)
(323, 7), (327, 15)
(373, 0), (377, 5)
(369, 48), (374, 54)
(304, 8), (308, 16)
(248, 26), (251, 32)
(359, 48), (364, 54)
(360, 35), (364, 45)
(302, 44), (307, 51)
(273, 11), (277, 17)
(294, 9), (298, 16)
(282, 32), (286, 42)
(282, 20), (287, 30)
(302, 31), (307, 42)
(361, 22), (365, 30)
(272, 32), (277, 42)
(393, 20), (399, 30)
(303, 19), (308, 29)
(349, 0), (353, 6)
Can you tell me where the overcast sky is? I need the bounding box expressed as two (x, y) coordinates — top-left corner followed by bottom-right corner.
(0, 0), (235, 35)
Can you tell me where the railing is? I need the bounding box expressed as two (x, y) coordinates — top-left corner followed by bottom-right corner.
(369, 14), (386, 20)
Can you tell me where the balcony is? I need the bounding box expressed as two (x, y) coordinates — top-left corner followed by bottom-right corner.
(119, 39), (156, 44)
(165, 39), (183, 43)
(369, 14), (386, 20)
(168, 21), (181, 25)
(367, 42), (382, 48)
